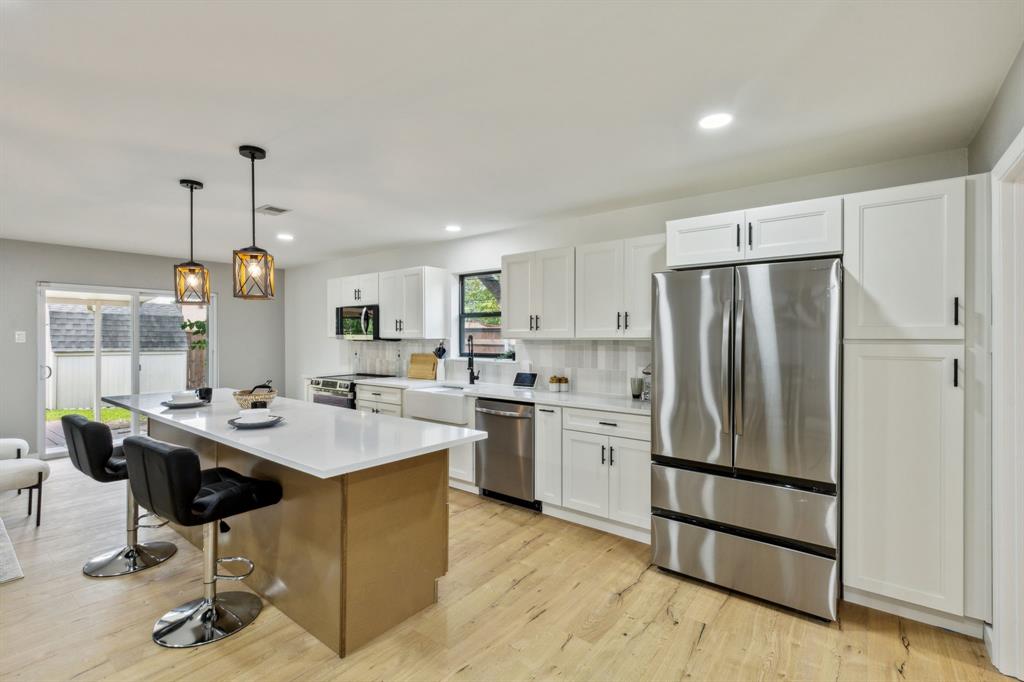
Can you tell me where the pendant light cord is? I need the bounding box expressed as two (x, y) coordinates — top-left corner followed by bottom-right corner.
(250, 154), (256, 247)
(189, 184), (195, 262)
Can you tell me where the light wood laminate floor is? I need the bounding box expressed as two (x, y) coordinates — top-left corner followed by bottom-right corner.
(0, 458), (1004, 681)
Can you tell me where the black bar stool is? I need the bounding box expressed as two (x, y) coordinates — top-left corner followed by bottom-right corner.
(122, 435), (282, 648)
(61, 415), (177, 576)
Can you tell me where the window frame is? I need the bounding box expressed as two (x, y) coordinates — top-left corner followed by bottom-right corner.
(458, 270), (507, 359)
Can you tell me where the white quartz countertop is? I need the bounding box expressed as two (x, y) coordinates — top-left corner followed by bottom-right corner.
(354, 378), (651, 416)
(103, 389), (487, 479)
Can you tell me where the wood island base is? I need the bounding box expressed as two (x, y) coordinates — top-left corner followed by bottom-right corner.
(149, 420), (449, 657)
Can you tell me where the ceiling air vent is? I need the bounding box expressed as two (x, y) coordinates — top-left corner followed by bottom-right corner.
(255, 204), (290, 216)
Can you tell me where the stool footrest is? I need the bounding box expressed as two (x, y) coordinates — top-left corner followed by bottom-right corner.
(135, 512), (170, 530)
(215, 556), (254, 581)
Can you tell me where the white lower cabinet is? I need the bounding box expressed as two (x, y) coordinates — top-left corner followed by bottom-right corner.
(561, 430), (610, 517)
(843, 342), (965, 615)
(560, 428), (650, 530)
(607, 436), (651, 527)
(355, 399), (402, 417)
(448, 442), (475, 484)
(534, 406), (563, 505)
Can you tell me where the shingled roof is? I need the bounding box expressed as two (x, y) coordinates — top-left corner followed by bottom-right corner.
(48, 303), (188, 352)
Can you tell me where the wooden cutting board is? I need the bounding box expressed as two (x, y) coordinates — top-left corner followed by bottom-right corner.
(408, 353), (438, 380)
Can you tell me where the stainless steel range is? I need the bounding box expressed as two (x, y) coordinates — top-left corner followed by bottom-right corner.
(309, 373), (394, 409)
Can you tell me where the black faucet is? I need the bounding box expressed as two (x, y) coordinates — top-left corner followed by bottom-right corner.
(467, 334), (481, 384)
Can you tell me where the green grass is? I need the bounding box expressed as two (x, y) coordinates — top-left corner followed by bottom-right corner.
(45, 407), (132, 423)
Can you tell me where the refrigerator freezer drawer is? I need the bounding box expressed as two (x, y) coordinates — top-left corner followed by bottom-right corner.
(651, 465), (837, 550)
(651, 515), (838, 620)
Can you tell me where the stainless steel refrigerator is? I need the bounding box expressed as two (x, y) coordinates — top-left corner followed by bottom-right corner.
(650, 258), (841, 620)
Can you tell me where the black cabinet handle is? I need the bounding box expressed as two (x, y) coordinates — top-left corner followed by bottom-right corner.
(600, 445), (606, 464)
(598, 421), (618, 427)
(609, 446), (615, 466)
(954, 358), (959, 387)
(399, 320), (404, 332)
(624, 311), (629, 330)
(535, 315), (540, 330)
(736, 224), (741, 249)
(538, 408), (555, 413)
(394, 320), (398, 332)
(748, 222), (753, 248)
(617, 312), (622, 330)
(954, 297), (959, 326)
(529, 315), (534, 331)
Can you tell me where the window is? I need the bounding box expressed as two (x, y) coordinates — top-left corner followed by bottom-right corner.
(459, 271), (513, 359)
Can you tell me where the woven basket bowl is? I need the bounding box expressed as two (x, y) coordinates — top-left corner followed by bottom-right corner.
(233, 389), (277, 409)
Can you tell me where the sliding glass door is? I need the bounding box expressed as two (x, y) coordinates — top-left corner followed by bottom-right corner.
(38, 284), (215, 457)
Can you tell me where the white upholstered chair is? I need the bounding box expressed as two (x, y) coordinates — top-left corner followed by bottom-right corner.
(0, 438), (50, 526)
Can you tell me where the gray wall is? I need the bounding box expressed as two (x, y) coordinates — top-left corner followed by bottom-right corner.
(969, 40), (1024, 173)
(285, 148), (968, 398)
(0, 239), (286, 452)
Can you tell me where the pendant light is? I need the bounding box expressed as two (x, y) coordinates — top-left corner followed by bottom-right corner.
(233, 145), (275, 299)
(174, 179), (211, 305)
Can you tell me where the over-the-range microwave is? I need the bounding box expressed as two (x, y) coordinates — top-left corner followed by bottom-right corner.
(335, 305), (381, 341)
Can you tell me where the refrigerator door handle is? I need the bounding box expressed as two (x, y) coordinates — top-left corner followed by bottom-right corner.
(734, 299), (745, 436)
(721, 299), (732, 434)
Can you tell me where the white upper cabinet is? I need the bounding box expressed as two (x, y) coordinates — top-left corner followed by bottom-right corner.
(622, 234), (665, 338)
(666, 210), (744, 267)
(575, 240), (625, 338)
(844, 177), (965, 340)
(378, 266), (448, 340)
(534, 247), (575, 338)
(501, 247), (574, 339)
(340, 273), (379, 307)
(501, 252), (534, 337)
(666, 197), (842, 268)
(378, 269), (401, 338)
(576, 234), (665, 339)
(746, 196), (842, 261)
(843, 343), (965, 615)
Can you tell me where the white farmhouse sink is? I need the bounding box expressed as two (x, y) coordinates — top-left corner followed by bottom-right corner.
(404, 386), (469, 424)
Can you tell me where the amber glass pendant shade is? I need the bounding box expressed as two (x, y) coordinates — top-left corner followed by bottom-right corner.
(175, 179), (211, 305)
(232, 245), (275, 299)
(233, 145), (275, 300)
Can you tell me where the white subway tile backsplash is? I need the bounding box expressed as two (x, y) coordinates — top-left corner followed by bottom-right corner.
(338, 338), (650, 398)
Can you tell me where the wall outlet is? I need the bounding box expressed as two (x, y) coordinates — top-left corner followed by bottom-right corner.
(14, 331), (26, 343)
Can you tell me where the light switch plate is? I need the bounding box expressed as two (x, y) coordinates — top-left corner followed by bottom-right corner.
(14, 331), (26, 343)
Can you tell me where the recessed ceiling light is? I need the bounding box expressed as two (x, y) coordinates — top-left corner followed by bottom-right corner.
(698, 113), (734, 130)
(445, 224), (462, 232)
(276, 233), (294, 241)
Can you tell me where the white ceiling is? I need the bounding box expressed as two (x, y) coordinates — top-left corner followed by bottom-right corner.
(1, 1), (1021, 266)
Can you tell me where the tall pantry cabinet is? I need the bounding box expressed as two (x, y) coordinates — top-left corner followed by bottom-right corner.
(842, 176), (990, 629)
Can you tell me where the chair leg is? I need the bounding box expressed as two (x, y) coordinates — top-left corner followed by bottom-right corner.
(152, 521), (262, 648)
(80, 482), (176, 577)
(27, 485), (33, 516)
(35, 474), (42, 527)
(16, 447), (21, 495)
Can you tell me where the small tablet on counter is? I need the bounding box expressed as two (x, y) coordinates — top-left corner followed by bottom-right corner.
(513, 372), (538, 388)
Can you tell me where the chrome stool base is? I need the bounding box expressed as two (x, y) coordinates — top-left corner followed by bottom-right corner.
(152, 592), (263, 648)
(82, 541), (178, 577)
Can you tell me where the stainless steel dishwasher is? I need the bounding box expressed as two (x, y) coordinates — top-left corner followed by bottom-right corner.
(474, 399), (537, 508)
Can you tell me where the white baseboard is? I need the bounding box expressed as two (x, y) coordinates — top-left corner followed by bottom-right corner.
(448, 479), (479, 494)
(543, 504), (651, 544)
(843, 586), (985, 638)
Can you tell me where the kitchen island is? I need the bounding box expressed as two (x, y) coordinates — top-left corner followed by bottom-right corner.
(103, 388), (487, 657)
